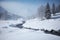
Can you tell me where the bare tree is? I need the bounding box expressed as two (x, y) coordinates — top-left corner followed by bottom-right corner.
(38, 5), (45, 20)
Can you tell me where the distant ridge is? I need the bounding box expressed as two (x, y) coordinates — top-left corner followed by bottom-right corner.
(0, 6), (23, 20)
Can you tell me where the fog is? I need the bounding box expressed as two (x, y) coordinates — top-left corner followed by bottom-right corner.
(0, 1), (40, 19)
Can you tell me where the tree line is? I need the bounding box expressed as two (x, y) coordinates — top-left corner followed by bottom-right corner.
(38, 3), (60, 19)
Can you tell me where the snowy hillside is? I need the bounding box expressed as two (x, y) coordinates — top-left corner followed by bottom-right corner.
(23, 13), (60, 30)
(0, 6), (22, 20)
(0, 13), (60, 40)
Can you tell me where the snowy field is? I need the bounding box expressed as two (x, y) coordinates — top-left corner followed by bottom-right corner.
(0, 13), (60, 40)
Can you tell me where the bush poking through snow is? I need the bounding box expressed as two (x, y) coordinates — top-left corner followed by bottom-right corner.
(41, 29), (60, 36)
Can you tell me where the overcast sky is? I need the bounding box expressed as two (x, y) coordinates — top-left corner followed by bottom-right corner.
(0, 0), (60, 18)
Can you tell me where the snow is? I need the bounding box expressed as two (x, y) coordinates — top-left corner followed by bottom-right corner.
(0, 13), (60, 40)
(0, 18), (24, 26)
(23, 18), (60, 30)
(23, 13), (60, 30)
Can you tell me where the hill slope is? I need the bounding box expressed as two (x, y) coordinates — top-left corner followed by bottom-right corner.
(0, 6), (22, 20)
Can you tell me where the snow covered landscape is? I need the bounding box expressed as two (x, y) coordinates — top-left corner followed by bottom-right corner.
(0, 13), (60, 40)
(0, 0), (60, 40)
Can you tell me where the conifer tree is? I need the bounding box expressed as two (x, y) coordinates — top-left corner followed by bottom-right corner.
(52, 3), (56, 15)
(58, 4), (60, 12)
(45, 3), (51, 19)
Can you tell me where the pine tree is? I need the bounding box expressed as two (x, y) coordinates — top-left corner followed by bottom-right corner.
(56, 4), (60, 13)
(45, 3), (51, 19)
(52, 3), (56, 16)
(58, 4), (60, 12)
(0, 13), (2, 18)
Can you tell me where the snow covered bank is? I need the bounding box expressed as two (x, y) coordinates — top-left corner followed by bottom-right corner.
(0, 18), (24, 26)
(23, 18), (60, 30)
(23, 13), (60, 30)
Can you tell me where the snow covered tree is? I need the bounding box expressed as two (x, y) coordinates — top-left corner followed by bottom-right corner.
(45, 3), (51, 19)
(38, 5), (45, 20)
(52, 3), (56, 16)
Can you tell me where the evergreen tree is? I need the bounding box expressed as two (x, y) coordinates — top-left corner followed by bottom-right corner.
(45, 3), (51, 19)
(56, 4), (60, 13)
(52, 3), (56, 15)
(58, 4), (60, 12)
(0, 13), (2, 18)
